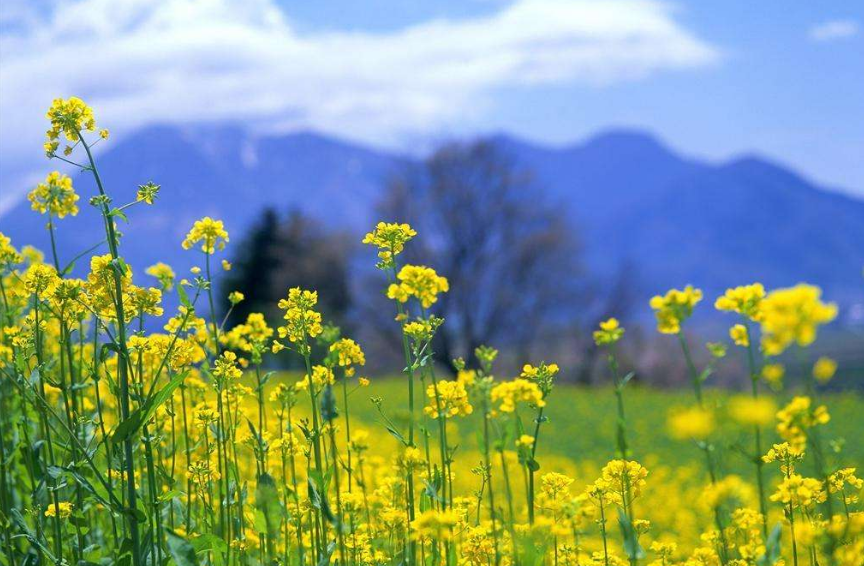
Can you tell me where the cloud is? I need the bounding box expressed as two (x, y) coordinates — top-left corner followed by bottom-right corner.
(809, 20), (859, 42)
(0, 0), (719, 211)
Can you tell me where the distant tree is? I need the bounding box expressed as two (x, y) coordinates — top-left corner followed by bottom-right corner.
(222, 208), (352, 332)
(222, 207), (282, 325)
(375, 139), (584, 369)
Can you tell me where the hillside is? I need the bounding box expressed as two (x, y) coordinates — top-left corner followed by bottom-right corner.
(2, 125), (862, 313)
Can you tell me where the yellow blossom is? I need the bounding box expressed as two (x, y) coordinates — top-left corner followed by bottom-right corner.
(182, 217), (229, 253)
(649, 286), (703, 334)
(812, 356), (837, 383)
(28, 172), (79, 218)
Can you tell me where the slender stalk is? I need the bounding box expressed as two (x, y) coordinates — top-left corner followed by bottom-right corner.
(78, 132), (142, 566)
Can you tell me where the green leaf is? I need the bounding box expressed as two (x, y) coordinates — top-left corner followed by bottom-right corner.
(617, 509), (645, 560)
(307, 477), (335, 524)
(255, 473), (283, 537)
(111, 371), (187, 444)
(384, 425), (407, 446)
(190, 533), (228, 555)
(621, 371), (636, 386)
(317, 541), (336, 566)
(177, 284), (192, 308)
(108, 208), (129, 223)
(166, 529), (199, 566)
(757, 523), (782, 566)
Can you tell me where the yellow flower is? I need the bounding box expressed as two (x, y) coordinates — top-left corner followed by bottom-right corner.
(221, 259), (232, 271)
(649, 286), (702, 334)
(228, 291), (244, 305)
(593, 317), (624, 345)
(45, 97), (97, 154)
(540, 472), (574, 501)
(362, 221), (417, 265)
(0, 232), (23, 266)
(213, 351), (242, 382)
(762, 442), (804, 466)
(714, 283), (765, 321)
(276, 288), (323, 347)
(759, 284), (836, 355)
(387, 264), (449, 309)
(182, 217), (229, 253)
(145, 262), (175, 291)
(667, 406), (715, 440)
(770, 474), (825, 510)
(599, 459), (649, 503)
(728, 396), (776, 427)
(24, 263), (60, 296)
(28, 172), (79, 218)
(515, 434), (535, 448)
(136, 182), (160, 204)
(812, 356), (837, 383)
(703, 475), (752, 509)
(729, 324), (749, 347)
(330, 338), (366, 368)
(44, 501), (74, 519)
(424, 380), (472, 419)
(761, 363), (784, 389)
(776, 396), (830, 453)
(490, 379), (545, 413)
(411, 509), (459, 540)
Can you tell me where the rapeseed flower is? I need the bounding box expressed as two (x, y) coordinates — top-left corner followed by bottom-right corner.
(594, 318), (624, 345)
(182, 217), (229, 253)
(423, 379), (472, 418)
(44, 501), (74, 519)
(759, 284), (837, 355)
(667, 406), (715, 440)
(812, 356), (837, 383)
(714, 283), (765, 321)
(649, 286), (703, 334)
(362, 221), (416, 266)
(387, 264), (449, 309)
(45, 96), (98, 155)
(28, 172), (79, 218)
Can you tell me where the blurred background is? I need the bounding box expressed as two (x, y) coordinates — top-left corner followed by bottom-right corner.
(1, 0), (862, 386)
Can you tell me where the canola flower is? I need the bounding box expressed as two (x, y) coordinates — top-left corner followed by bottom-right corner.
(0, 96), (860, 566)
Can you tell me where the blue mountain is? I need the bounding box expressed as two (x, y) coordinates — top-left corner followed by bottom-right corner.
(2, 125), (862, 313)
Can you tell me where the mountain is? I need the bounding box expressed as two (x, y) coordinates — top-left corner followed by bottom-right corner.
(2, 125), (863, 313)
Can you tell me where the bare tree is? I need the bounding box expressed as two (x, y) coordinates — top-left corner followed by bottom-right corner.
(376, 139), (584, 370)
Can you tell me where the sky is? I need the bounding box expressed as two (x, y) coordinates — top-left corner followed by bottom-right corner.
(0, 0), (862, 213)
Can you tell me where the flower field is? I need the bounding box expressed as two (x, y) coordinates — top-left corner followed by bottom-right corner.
(0, 97), (862, 566)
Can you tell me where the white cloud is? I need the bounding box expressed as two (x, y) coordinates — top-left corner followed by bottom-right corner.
(0, 0), (719, 211)
(809, 19), (859, 42)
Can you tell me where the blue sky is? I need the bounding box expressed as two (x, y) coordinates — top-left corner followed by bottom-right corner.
(1, 0), (862, 212)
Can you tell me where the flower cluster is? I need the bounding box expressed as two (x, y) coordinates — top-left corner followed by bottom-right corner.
(714, 283), (765, 321)
(44, 96), (100, 154)
(490, 378), (545, 413)
(362, 221), (416, 266)
(28, 172), (79, 218)
(775, 396), (830, 453)
(181, 217), (230, 253)
(276, 288), (323, 348)
(386, 264), (449, 309)
(649, 285), (703, 334)
(423, 379), (473, 418)
(593, 317), (624, 345)
(759, 284), (837, 355)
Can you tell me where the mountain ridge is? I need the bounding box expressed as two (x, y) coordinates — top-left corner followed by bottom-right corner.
(2, 125), (862, 314)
